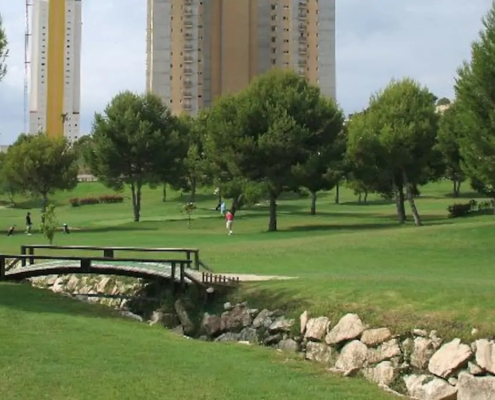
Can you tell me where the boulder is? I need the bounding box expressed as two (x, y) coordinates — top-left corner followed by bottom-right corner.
(468, 361), (484, 376)
(367, 338), (401, 364)
(305, 342), (333, 364)
(404, 374), (457, 400)
(214, 332), (240, 342)
(428, 338), (472, 378)
(238, 327), (259, 344)
(457, 371), (495, 400)
(278, 339), (299, 353)
(269, 317), (294, 333)
(174, 299), (195, 336)
(220, 305), (252, 332)
(475, 339), (495, 375)
(360, 328), (392, 347)
(263, 333), (283, 346)
(304, 317), (330, 341)
(201, 313), (222, 337)
(362, 361), (398, 387)
(325, 313), (365, 345)
(96, 277), (112, 292)
(412, 337), (436, 370)
(252, 309), (271, 329)
(65, 275), (80, 292)
(335, 340), (368, 374)
(149, 311), (163, 326)
(120, 310), (143, 322)
(413, 329), (429, 337)
(300, 311), (309, 335)
(223, 302), (233, 311)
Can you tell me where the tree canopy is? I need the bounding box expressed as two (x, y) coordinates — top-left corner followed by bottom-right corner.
(205, 68), (344, 231)
(455, 3), (495, 205)
(0, 14), (7, 82)
(86, 91), (185, 222)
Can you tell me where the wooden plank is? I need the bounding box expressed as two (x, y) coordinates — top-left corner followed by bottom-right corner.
(21, 245), (199, 253)
(0, 254), (192, 265)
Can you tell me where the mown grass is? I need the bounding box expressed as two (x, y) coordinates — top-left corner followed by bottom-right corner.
(0, 283), (393, 400)
(1, 180), (494, 339)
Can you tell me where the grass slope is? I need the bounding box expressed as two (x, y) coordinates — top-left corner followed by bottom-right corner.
(0, 283), (393, 400)
(1, 181), (494, 338)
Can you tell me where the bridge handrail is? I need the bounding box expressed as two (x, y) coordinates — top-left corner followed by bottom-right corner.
(1, 254), (192, 265)
(20, 244), (202, 270)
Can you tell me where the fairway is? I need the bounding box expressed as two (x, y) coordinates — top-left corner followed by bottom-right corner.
(1, 180), (495, 339)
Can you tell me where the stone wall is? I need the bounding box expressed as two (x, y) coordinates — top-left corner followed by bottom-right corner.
(29, 275), (495, 399)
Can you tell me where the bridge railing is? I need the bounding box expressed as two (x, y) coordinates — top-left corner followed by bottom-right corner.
(19, 245), (210, 271)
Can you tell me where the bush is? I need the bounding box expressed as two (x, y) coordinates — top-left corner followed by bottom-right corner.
(69, 195), (124, 207)
(447, 199), (494, 218)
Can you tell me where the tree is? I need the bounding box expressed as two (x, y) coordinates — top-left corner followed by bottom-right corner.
(0, 152), (23, 205)
(435, 102), (465, 197)
(436, 97), (451, 106)
(206, 69), (342, 231)
(0, 14), (8, 82)
(41, 204), (58, 244)
(72, 135), (92, 174)
(455, 3), (495, 211)
(2, 134), (78, 211)
(346, 79), (439, 226)
(86, 91), (185, 222)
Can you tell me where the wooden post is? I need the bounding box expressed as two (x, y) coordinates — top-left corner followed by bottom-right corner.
(80, 258), (91, 273)
(180, 262), (185, 292)
(103, 249), (114, 258)
(28, 247), (34, 265)
(0, 256), (5, 280)
(170, 262), (176, 296)
(21, 246), (26, 267)
(193, 250), (199, 270)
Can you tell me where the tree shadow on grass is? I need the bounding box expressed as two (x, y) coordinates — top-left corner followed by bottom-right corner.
(443, 191), (487, 200)
(282, 222), (398, 233)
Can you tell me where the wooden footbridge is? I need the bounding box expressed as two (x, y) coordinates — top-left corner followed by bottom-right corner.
(0, 245), (240, 294)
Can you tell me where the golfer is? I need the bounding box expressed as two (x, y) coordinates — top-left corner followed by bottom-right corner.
(225, 210), (234, 235)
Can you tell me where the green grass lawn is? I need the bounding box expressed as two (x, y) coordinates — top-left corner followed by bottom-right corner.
(0, 283), (393, 400)
(1, 181), (494, 339)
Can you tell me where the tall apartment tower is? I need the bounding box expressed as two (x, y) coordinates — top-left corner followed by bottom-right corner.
(146, 0), (336, 115)
(29, 0), (82, 141)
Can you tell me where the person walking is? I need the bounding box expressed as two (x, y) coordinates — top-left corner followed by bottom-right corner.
(225, 210), (234, 235)
(25, 212), (33, 235)
(220, 201), (226, 216)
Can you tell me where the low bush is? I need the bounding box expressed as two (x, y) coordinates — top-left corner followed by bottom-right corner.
(447, 199), (494, 218)
(69, 195), (124, 207)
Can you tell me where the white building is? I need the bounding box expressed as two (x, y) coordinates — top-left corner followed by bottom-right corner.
(29, 0), (82, 142)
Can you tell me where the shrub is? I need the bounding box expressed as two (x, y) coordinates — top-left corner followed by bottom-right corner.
(79, 197), (100, 206)
(99, 195), (124, 204)
(69, 198), (80, 207)
(446, 199), (494, 218)
(68, 195), (124, 207)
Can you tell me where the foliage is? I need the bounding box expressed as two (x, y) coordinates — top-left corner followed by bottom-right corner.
(0, 14), (7, 82)
(71, 135), (93, 174)
(40, 204), (58, 244)
(86, 91), (185, 222)
(436, 97), (451, 106)
(447, 199), (493, 218)
(180, 202), (196, 228)
(346, 78), (439, 226)
(1, 134), (78, 211)
(0, 152), (23, 205)
(205, 69), (341, 231)
(69, 195), (124, 207)
(435, 102), (465, 197)
(454, 3), (495, 203)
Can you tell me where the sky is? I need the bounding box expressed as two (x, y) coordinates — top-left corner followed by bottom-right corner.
(0, 0), (492, 144)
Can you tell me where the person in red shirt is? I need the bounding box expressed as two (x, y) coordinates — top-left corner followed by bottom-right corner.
(225, 210), (234, 235)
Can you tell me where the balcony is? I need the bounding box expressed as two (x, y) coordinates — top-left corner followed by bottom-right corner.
(183, 67), (193, 75)
(184, 55), (194, 63)
(183, 91), (193, 98)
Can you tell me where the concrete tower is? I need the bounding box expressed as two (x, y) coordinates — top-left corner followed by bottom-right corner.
(29, 0), (82, 141)
(145, 0), (337, 115)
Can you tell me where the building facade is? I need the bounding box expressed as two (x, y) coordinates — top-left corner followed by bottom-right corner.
(29, 0), (82, 142)
(146, 0), (336, 115)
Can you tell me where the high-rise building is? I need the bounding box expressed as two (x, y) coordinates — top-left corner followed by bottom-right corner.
(146, 0), (336, 116)
(29, 0), (82, 141)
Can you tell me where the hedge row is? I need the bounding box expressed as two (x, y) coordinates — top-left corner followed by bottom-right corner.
(69, 195), (124, 207)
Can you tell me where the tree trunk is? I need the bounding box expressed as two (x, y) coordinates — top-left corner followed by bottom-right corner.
(268, 192), (278, 232)
(189, 179), (197, 203)
(358, 193), (362, 203)
(403, 171), (422, 226)
(310, 191), (317, 215)
(131, 182), (142, 222)
(162, 184), (167, 202)
(452, 179), (462, 198)
(335, 182), (340, 204)
(364, 190), (368, 203)
(41, 194), (48, 213)
(395, 184), (406, 224)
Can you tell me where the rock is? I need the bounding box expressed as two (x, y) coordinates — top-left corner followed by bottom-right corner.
(161, 313), (180, 329)
(262, 317), (274, 329)
(412, 337), (436, 370)
(471, 328), (479, 336)
(96, 277), (111, 292)
(174, 299), (195, 336)
(404, 374), (457, 400)
(223, 302), (233, 311)
(248, 309), (259, 317)
(468, 361), (484, 376)
(238, 328), (259, 344)
(475, 339), (495, 375)
(448, 377), (458, 386)
(278, 339), (299, 353)
(363, 361), (398, 386)
(65, 275), (80, 292)
(170, 325), (184, 336)
(305, 341), (333, 364)
(51, 277), (65, 293)
(214, 332), (240, 342)
(300, 311), (309, 335)
(269, 316), (294, 333)
(220, 305), (252, 332)
(457, 371), (495, 400)
(252, 309), (271, 328)
(428, 338), (473, 379)
(149, 311), (163, 326)
(335, 340), (368, 374)
(304, 317), (330, 341)
(430, 331), (444, 350)
(201, 313), (222, 337)
(361, 328), (392, 347)
(367, 339), (401, 364)
(413, 329), (429, 337)
(325, 313), (365, 345)
(264, 333), (283, 346)
(120, 310), (143, 322)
